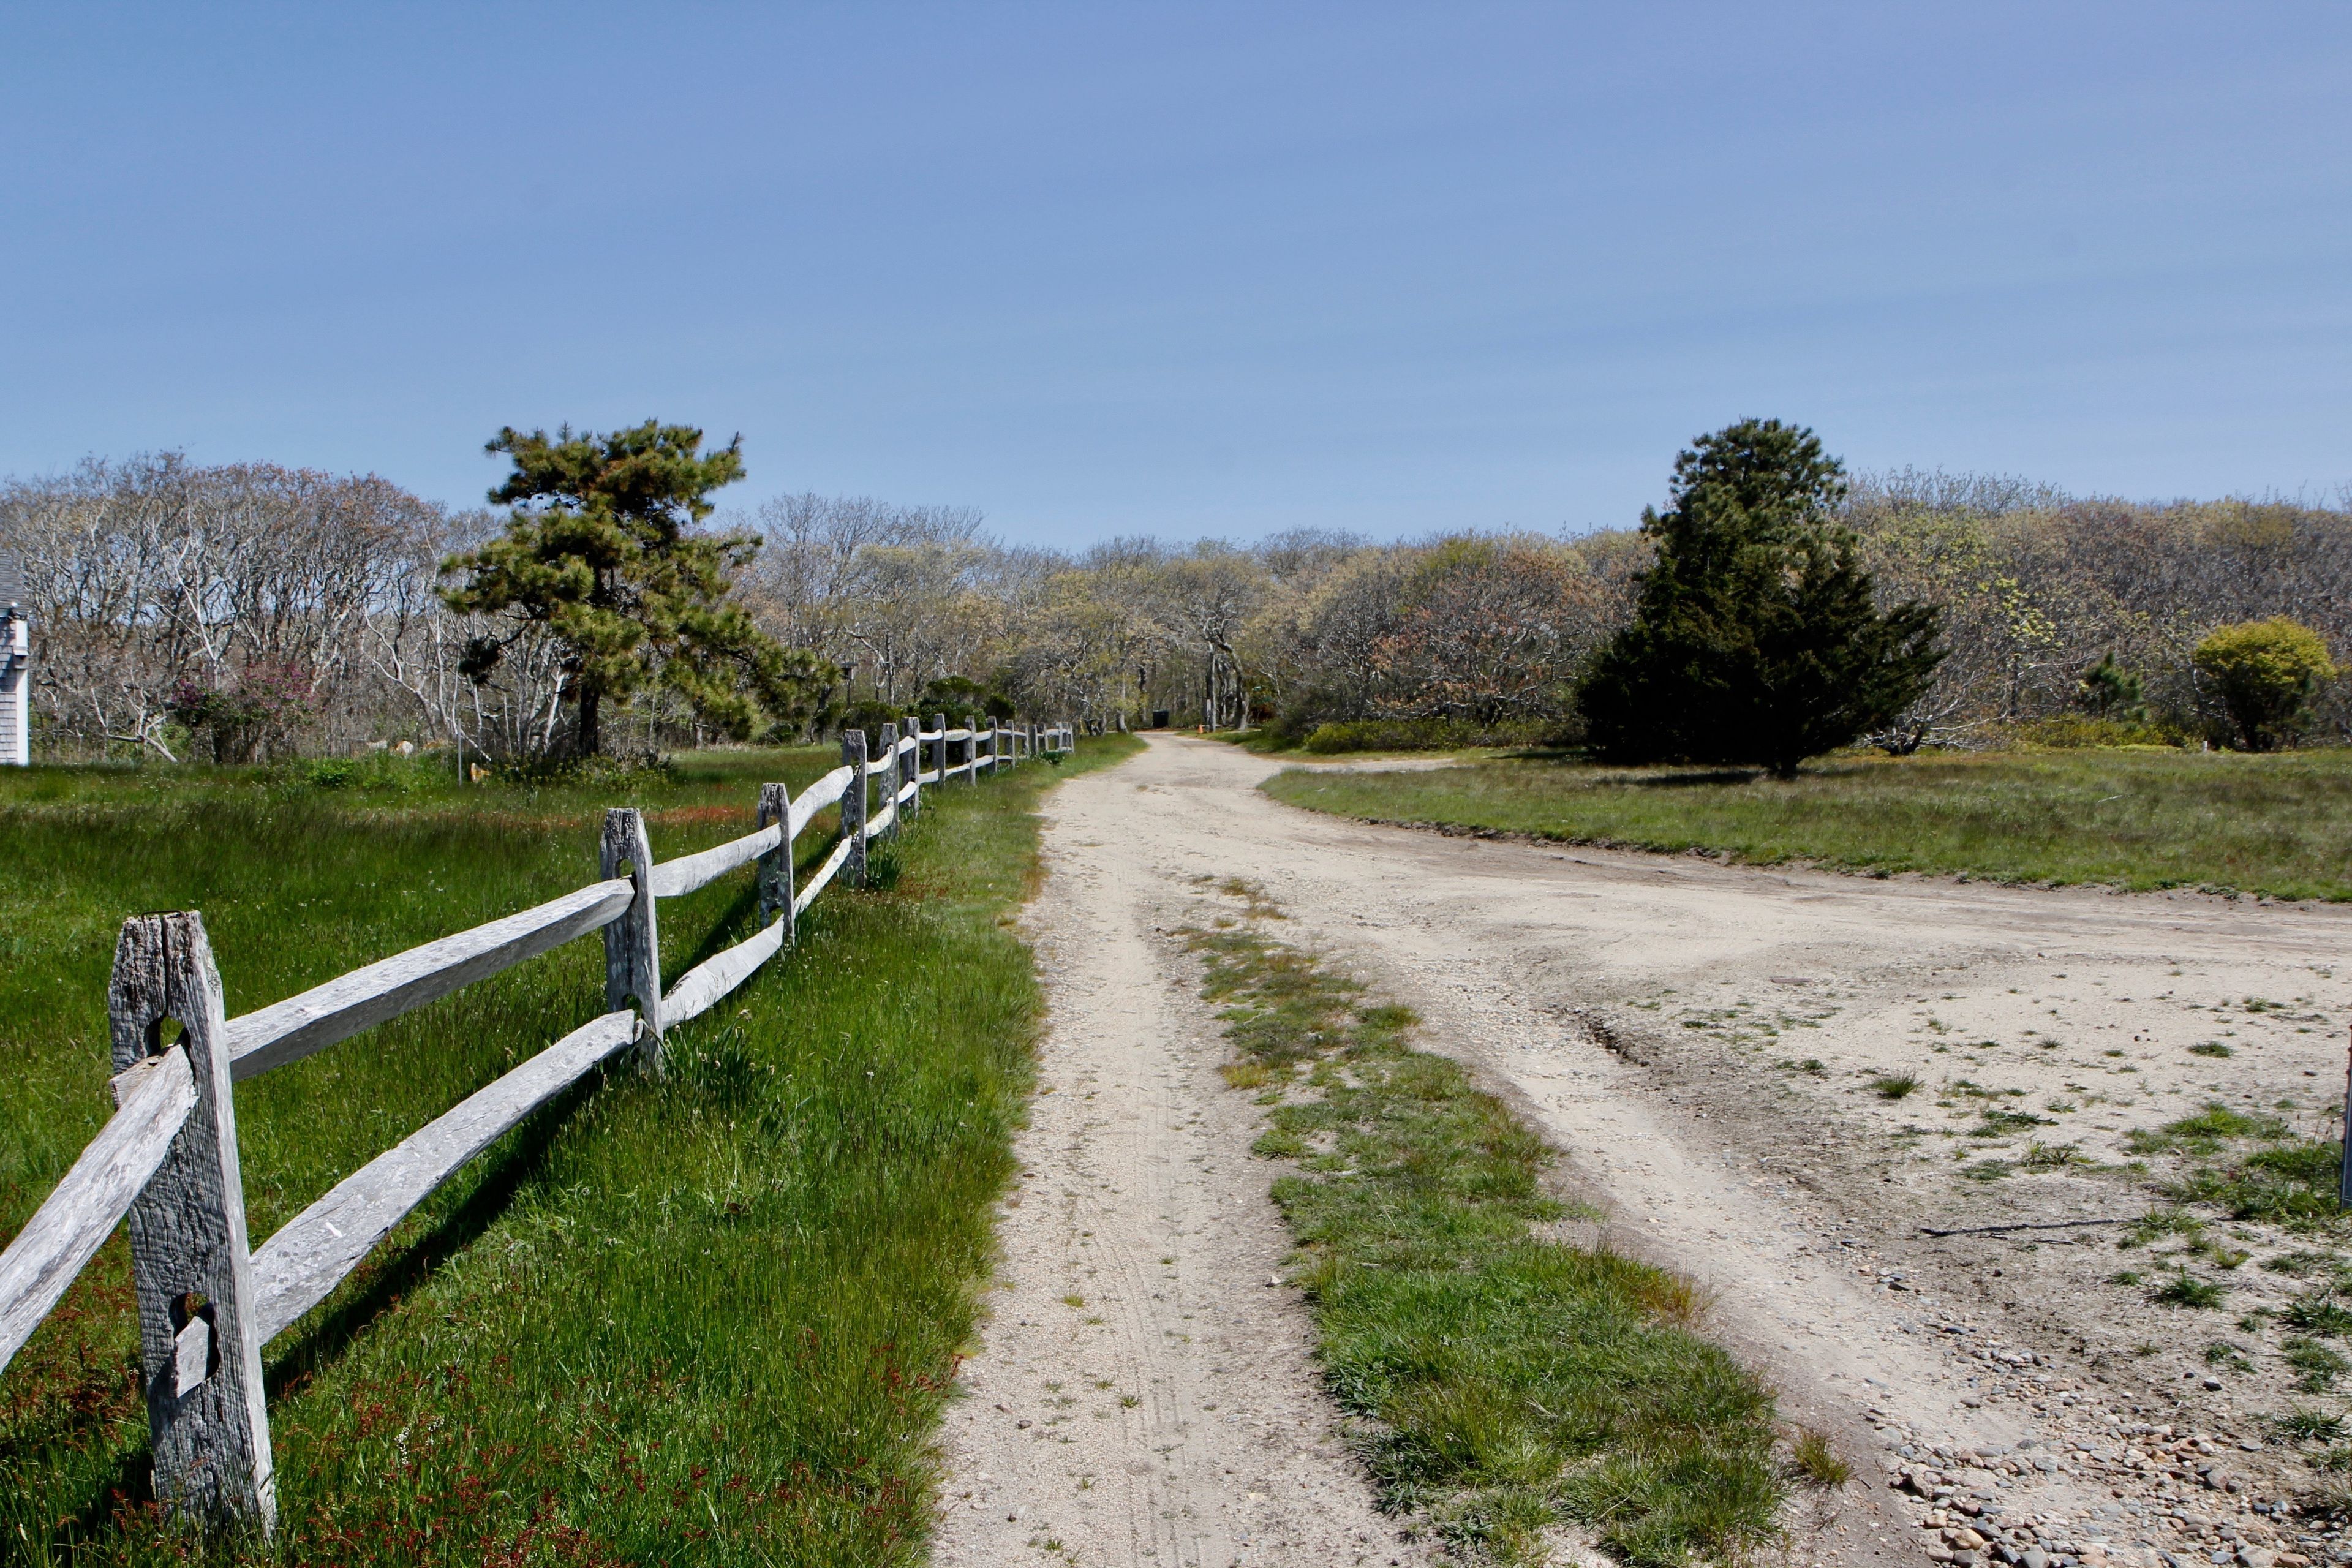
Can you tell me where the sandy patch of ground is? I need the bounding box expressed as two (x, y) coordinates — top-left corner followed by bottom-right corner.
(930, 769), (1433, 1568)
(944, 736), (2352, 1568)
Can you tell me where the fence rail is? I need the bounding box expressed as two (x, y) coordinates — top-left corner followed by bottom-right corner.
(0, 714), (1076, 1533)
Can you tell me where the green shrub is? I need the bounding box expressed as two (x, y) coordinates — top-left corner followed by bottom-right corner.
(915, 674), (1014, 723)
(2195, 618), (2337, 751)
(1300, 718), (1564, 754)
(489, 750), (678, 786)
(293, 751), (445, 793)
(837, 698), (905, 736)
(2009, 715), (2162, 750)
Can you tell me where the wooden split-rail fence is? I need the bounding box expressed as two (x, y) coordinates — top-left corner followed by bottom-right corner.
(0, 716), (1075, 1532)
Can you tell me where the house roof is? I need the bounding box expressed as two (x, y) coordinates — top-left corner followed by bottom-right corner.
(0, 548), (19, 611)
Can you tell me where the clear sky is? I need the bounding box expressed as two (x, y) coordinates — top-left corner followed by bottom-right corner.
(1, 4), (2345, 545)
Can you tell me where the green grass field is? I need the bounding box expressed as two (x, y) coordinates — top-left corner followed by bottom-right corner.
(0, 737), (1138, 1566)
(1261, 747), (2352, 900)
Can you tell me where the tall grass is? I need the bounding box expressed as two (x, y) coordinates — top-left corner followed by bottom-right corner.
(0, 739), (1139, 1565)
(1263, 747), (2352, 899)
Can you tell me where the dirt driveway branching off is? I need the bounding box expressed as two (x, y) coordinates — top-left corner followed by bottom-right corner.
(940, 736), (2352, 1568)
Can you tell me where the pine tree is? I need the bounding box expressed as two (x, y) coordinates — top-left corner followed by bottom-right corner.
(1578, 419), (1942, 777)
(2076, 653), (2146, 722)
(443, 420), (832, 756)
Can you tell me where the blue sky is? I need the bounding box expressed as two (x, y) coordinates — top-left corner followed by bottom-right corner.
(0, 4), (2345, 545)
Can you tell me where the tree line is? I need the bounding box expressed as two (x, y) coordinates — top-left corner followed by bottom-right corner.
(2, 420), (2345, 767)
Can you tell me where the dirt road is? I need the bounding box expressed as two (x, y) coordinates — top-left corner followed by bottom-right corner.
(938, 736), (2352, 1568)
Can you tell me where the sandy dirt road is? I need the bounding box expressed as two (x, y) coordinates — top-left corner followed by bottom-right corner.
(938, 736), (2352, 1568)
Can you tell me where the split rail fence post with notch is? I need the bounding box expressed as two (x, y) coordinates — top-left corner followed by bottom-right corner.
(842, 728), (869, 886)
(878, 722), (900, 842)
(902, 714), (921, 821)
(928, 714), (944, 791)
(757, 781), (795, 944)
(601, 807), (663, 1055)
(110, 911), (277, 1532)
(898, 716), (917, 822)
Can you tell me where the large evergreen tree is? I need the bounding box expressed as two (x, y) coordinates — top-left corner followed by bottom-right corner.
(443, 420), (831, 756)
(1578, 419), (1942, 777)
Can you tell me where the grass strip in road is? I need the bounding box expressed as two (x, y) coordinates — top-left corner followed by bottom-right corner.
(1261, 747), (2352, 900)
(0, 737), (1139, 1567)
(1183, 883), (1791, 1566)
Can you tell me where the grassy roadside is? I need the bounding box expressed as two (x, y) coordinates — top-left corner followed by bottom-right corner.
(1183, 881), (1802, 1566)
(0, 736), (1140, 1566)
(1261, 747), (2352, 901)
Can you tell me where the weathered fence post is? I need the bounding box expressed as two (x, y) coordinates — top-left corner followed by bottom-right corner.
(842, 729), (869, 886)
(902, 715), (922, 820)
(756, 782), (796, 944)
(877, 723), (900, 840)
(601, 807), (663, 1053)
(2340, 1023), (2352, 1209)
(110, 912), (276, 1532)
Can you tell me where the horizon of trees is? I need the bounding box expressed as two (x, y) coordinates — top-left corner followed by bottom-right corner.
(3, 447), (2350, 764)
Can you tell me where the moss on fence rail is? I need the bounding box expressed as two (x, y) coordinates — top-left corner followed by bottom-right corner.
(0, 736), (1136, 1566)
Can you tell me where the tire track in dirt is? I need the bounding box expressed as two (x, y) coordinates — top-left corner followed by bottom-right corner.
(932, 767), (1428, 1568)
